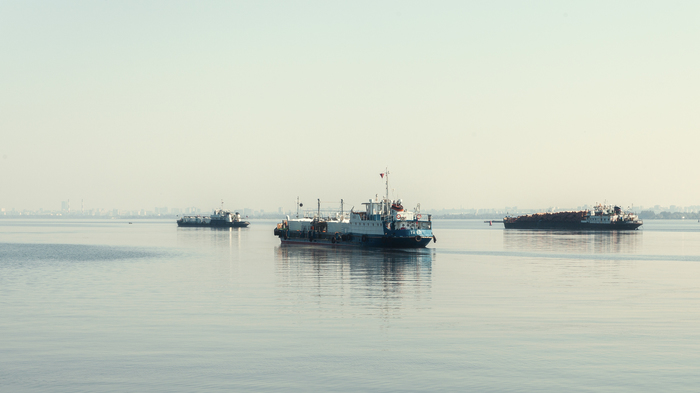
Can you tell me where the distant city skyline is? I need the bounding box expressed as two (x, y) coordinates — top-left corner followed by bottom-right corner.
(2, 200), (699, 219)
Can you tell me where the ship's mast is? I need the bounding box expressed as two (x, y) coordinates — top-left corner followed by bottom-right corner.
(384, 168), (390, 200)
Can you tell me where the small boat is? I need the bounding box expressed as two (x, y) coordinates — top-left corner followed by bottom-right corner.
(177, 209), (249, 228)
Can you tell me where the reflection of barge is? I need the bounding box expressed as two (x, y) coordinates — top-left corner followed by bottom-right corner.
(273, 172), (435, 248)
(502, 229), (641, 254)
(177, 209), (249, 228)
(503, 204), (642, 230)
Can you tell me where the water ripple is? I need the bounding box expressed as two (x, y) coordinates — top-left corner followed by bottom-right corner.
(0, 243), (160, 263)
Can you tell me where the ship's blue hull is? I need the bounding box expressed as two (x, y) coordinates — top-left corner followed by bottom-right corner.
(276, 229), (434, 248)
(279, 236), (433, 248)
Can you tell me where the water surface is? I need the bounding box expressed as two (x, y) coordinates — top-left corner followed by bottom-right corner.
(1, 219), (699, 392)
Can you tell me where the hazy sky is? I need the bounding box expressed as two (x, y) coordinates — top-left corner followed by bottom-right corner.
(2, 1), (699, 212)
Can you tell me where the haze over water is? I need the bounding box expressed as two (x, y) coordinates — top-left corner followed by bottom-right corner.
(2, 219), (699, 392)
(3, 2), (700, 212)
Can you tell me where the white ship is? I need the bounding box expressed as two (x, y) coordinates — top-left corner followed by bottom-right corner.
(273, 172), (435, 248)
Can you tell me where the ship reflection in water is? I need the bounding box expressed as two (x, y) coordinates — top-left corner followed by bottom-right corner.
(500, 230), (646, 284)
(176, 226), (247, 249)
(275, 246), (433, 318)
(503, 229), (642, 255)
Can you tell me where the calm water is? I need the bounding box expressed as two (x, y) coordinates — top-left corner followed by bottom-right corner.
(2, 219), (700, 392)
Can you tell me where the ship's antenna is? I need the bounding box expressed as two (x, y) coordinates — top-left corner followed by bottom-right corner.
(341, 199), (343, 217)
(384, 167), (390, 200)
(296, 196), (300, 218)
(317, 199), (320, 218)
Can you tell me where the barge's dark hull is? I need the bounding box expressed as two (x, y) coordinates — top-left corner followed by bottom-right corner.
(177, 221), (249, 228)
(503, 221), (642, 230)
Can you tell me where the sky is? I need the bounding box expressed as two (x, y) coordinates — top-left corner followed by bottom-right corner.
(1, 1), (699, 213)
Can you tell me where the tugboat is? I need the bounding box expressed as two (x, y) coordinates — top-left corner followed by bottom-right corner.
(503, 203), (642, 230)
(177, 205), (249, 228)
(273, 171), (435, 248)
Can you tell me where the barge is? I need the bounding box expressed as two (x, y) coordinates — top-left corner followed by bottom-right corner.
(503, 204), (642, 230)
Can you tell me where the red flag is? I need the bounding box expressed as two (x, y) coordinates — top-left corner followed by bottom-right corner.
(380, 173), (384, 178)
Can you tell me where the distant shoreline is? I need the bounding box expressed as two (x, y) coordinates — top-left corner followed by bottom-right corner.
(1, 214), (698, 220)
